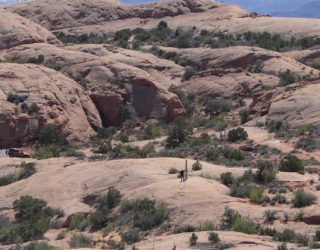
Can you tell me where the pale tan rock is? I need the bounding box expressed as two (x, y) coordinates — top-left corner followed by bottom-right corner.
(2, 43), (185, 124)
(0, 63), (102, 147)
(0, 8), (60, 50)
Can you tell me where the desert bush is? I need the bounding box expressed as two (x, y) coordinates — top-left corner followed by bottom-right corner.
(189, 233), (198, 246)
(142, 125), (160, 139)
(69, 214), (88, 231)
(292, 189), (317, 208)
(249, 186), (265, 203)
(28, 103), (40, 115)
(173, 224), (196, 234)
(120, 198), (170, 231)
(182, 66), (196, 81)
(279, 70), (297, 86)
(166, 118), (192, 148)
(221, 206), (240, 229)
(226, 148), (245, 161)
(192, 160), (202, 171)
(94, 187), (122, 212)
(0, 196), (56, 244)
(204, 99), (233, 117)
(264, 210), (277, 223)
(121, 228), (140, 244)
(69, 233), (92, 248)
(0, 162), (36, 187)
(232, 217), (257, 234)
(197, 220), (215, 231)
(220, 172), (234, 187)
(38, 124), (68, 146)
(266, 120), (284, 133)
(255, 160), (277, 183)
(56, 230), (67, 240)
(227, 128), (248, 142)
(208, 232), (220, 244)
(311, 61), (320, 69)
(239, 110), (250, 124)
(24, 242), (55, 250)
(279, 155), (304, 174)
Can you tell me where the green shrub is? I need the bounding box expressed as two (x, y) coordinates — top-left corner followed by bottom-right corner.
(173, 224), (196, 234)
(56, 230), (67, 240)
(69, 214), (88, 231)
(221, 206), (240, 228)
(264, 210), (277, 223)
(239, 110), (250, 124)
(38, 124), (68, 146)
(197, 220), (215, 231)
(121, 228), (140, 244)
(232, 217), (257, 234)
(267, 120), (284, 133)
(24, 242), (55, 250)
(227, 128), (248, 143)
(94, 187), (122, 212)
(225, 148), (245, 161)
(311, 61), (320, 70)
(7, 93), (28, 103)
(192, 160), (202, 171)
(120, 198), (170, 232)
(220, 172), (234, 187)
(249, 187), (265, 203)
(208, 232), (220, 244)
(279, 155), (304, 174)
(0, 162), (36, 187)
(69, 233), (92, 248)
(204, 99), (233, 117)
(279, 70), (297, 86)
(292, 189), (317, 208)
(255, 160), (277, 183)
(166, 118), (192, 148)
(189, 233), (198, 246)
(0, 196), (55, 244)
(182, 67), (196, 81)
(142, 125), (160, 139)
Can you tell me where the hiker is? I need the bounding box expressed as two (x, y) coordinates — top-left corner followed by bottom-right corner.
(180, 169), (185, 182)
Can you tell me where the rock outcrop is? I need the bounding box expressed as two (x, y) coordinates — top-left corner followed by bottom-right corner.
(267, 81), (320, 126)
(7, 0), (220, 30)
(7, 0), (320, 39)
(0, 63), (102, 147)
(0, 8), (60, 50)
(2, 43), (185, 125)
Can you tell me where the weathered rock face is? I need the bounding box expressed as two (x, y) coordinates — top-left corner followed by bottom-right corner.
(0, 8), (60, 50)
(156, 46), (318, 79)
(0, 63), (102, 147)
(267, 82), (320, 126)
(181, 68), (279, 98)
(7, 0), (220, 30)
(7, 0), (320, 40)
(2, 43), (185, 126)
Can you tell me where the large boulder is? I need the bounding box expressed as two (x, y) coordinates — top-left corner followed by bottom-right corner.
(0, 63), (102, 147)
(0, 8), (60, 50)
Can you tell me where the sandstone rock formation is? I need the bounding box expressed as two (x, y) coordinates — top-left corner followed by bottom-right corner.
(0, 8), (60, 50)
(2, 43), (185, 125)
(6, 0), (220, 30)
(0, 63), (102, 147)
(7, 0), (320, 39)
(267, 81), (320, 126)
